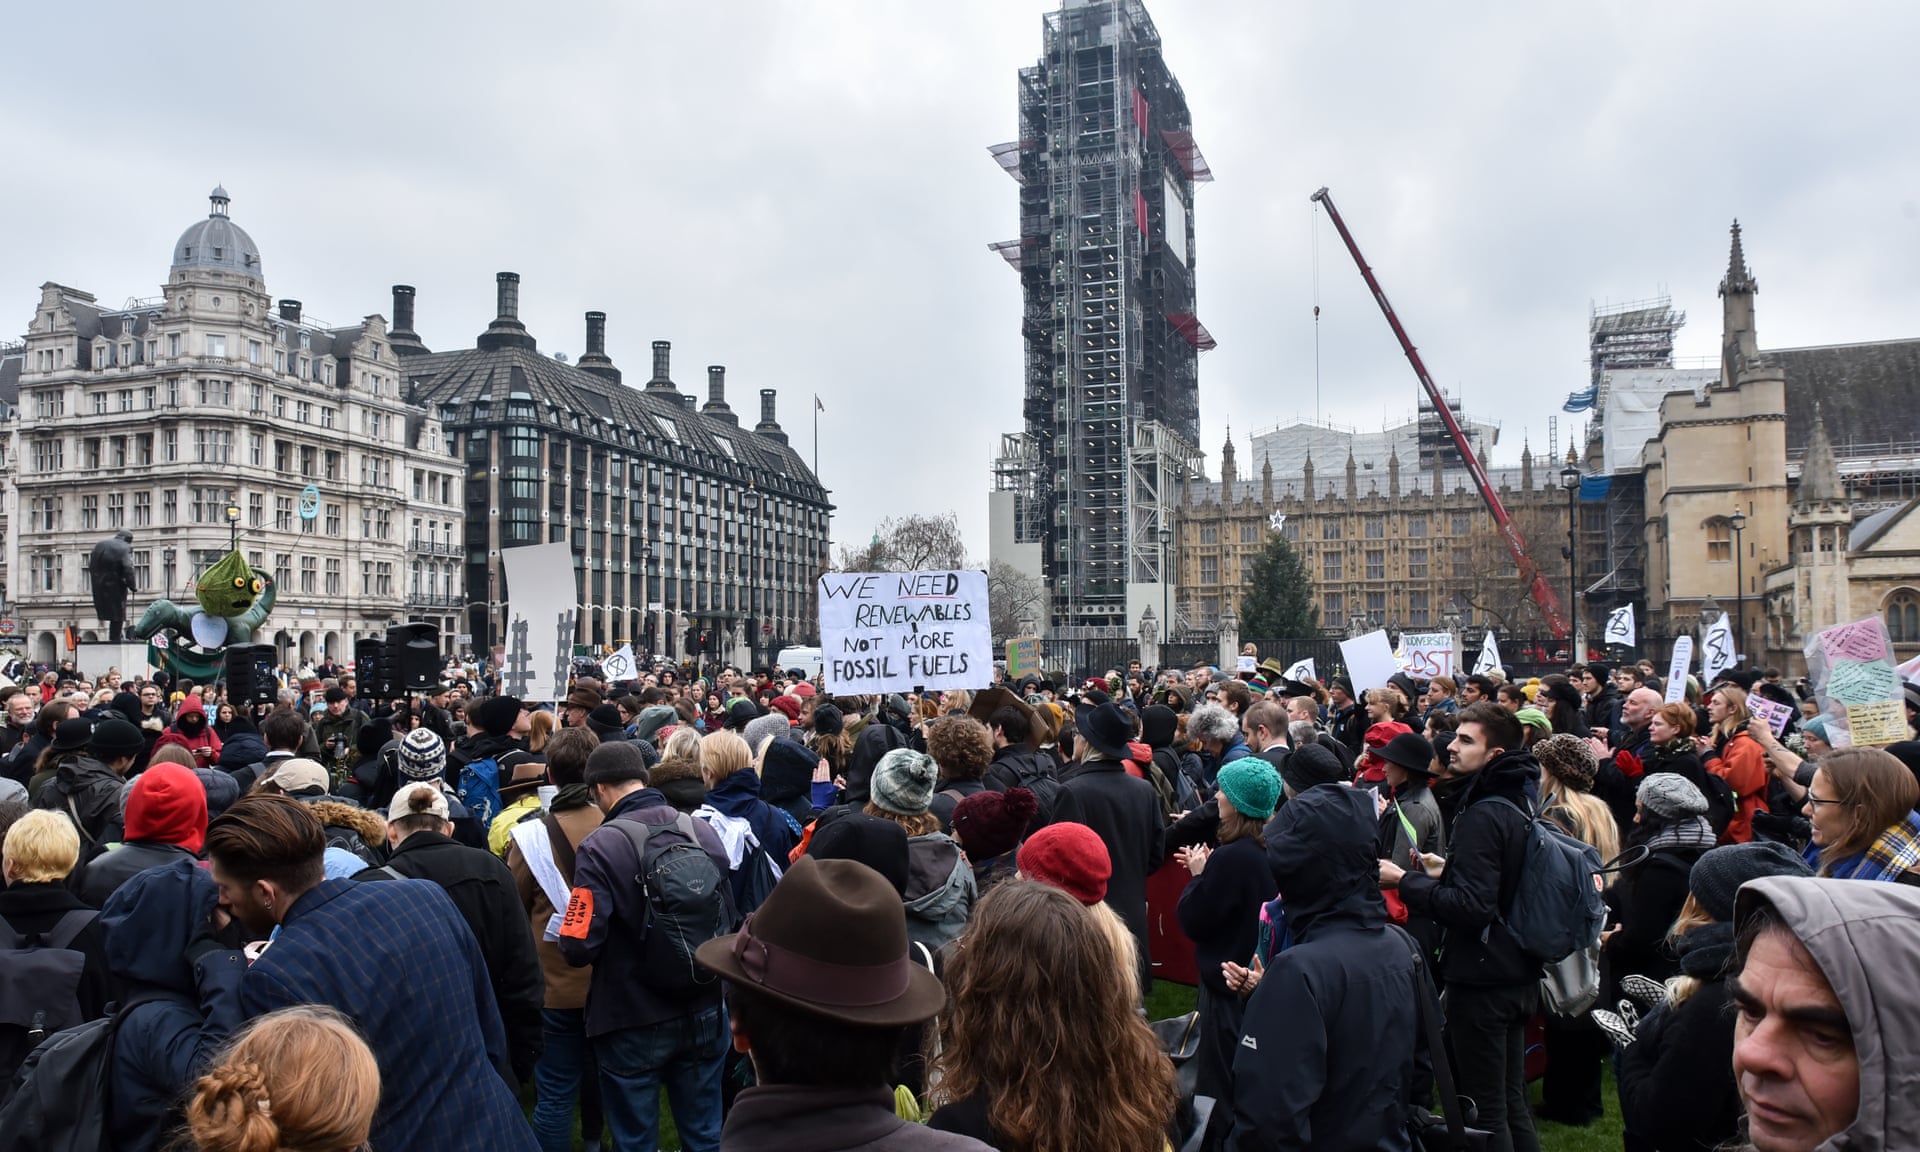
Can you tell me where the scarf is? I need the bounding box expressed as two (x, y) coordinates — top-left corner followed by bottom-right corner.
(1645, 817), (1718, 854)
(1676, 920), (1737, 979)
(1826, 810), (1920, 882)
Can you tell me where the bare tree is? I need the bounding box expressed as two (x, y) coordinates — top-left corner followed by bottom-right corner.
(1451, 501), (1568, 636)
(834, 512), (970, 573)
(986, 560), (1045, 643)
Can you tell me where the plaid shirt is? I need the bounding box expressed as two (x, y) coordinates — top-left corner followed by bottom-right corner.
(241, 878), (536, 1152)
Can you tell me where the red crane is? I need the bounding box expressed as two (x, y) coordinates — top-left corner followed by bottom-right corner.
(1310, 186), (1572, 640)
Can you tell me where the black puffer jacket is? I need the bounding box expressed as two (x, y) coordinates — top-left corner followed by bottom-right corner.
(1396, 749), (1541, 989)
(356, 831), (546, 1081)
(33, 755), (125, 847)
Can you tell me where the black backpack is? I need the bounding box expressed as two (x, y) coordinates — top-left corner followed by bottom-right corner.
(992, 751), (1062, 830)
(0, 910), (96, 1086)
(598, 814), (731, 997)
(0, 988), (184, 1150)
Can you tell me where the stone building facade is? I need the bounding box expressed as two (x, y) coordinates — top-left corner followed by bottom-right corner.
(2, 189), (464, 665)
(1175, 432), (1571, 641)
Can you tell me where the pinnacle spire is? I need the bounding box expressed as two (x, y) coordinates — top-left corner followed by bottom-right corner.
(1798, 402), (1843, 505)
(1720, 218), (1755, 296)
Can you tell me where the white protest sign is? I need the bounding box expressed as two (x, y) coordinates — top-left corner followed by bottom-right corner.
(500, 542), (578, 703)
(1701, 614), (1736, 684)
(1604, 604), (1635, 648)
(1399, 632), (1456, 679)
(819, 570), (992, 694)
(1473, 631), (1501, 676)
(601, 645), (638, 683)
(1340, 629), (1400, 693)
(1236, 655), (1257, 674)
(1283, 657), (1316, 682)
(1665, 635), (1693, 703)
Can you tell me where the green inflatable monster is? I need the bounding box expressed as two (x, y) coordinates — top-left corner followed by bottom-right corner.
(133, 550), (277, 682)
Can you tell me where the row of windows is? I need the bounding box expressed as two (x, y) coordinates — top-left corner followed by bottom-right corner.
(1197, 511), (1479, 545)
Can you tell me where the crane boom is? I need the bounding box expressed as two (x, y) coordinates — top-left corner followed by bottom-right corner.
(1309, 186), (1572, 640)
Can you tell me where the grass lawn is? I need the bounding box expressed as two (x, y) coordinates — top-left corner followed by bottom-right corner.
(1147, 980), (1625, 1152)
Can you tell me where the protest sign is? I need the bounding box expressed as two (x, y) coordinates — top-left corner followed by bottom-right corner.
(1665, 636), (1693, 703)
(1604, 604), (1635, 648)
(1700, 614), (1736, 685)
(1005, 637), (1040, 680)
(820, 570), (991, 694)
(1237, 655), (1258, 675)
(1398, 632), (1455, 679)
(1805, 615), (1907, 746)
(1284, 657), (1316, 682)
(1747, 694), (1794, 738)
(499, 542), (576, 703)
(1340, 630), (1399, 694)
(600, 645), (637, 683)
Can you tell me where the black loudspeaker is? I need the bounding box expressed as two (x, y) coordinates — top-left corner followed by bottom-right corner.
(387, 622), (440, 691)
(224, 643), (278, 706)
(356, 636), (396, 698)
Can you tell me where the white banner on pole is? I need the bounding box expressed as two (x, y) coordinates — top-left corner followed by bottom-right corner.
(819, 570), (992, 694)
(499, 542), (577, 703)
(600, 645), (638, 683)
(1665, 635), (1694, 703)
(1701, 614), (1736, 685)
(1604, 604), (1636, 648)
(1473, 631), (1501, 676)
(1283, 657), (1316, 682)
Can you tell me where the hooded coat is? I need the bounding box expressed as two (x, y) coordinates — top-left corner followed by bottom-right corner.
(81, 763), (209, 908)
(34, 753), (126, 848)
(1730, 876), (1920, 1152)
(102, 859), (248, 1152)
(307, 799), (388, 867)
(153, 696), (222, 768)
(704, 767), (799, 866)
(1229, 785), (1420, 1152)
(902, 830), (976, 953)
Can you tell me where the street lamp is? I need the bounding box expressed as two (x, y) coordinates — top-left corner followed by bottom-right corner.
(224, 502), (242, 554)
(741, 483), (761, 668)
(1729, 509), (1747, 660)
(1159, 524), (1174, 643)
(1559, 464), (1581, 660)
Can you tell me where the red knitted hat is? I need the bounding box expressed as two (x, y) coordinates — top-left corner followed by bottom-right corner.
(769, 696), (802, 722)
(1017, 821), (1111, 906)
(951, 787), (1038, 862)
(1364, 721), (1414, 750)
(125, 762), (209, 856)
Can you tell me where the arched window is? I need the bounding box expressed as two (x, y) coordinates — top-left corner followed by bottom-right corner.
(1706, 518), (1732, 563)
(1886, 591), (1920, 644)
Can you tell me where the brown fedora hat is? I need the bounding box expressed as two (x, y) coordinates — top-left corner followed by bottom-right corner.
(694, 856), (946, 1027)
(967, 686), (1037, 745)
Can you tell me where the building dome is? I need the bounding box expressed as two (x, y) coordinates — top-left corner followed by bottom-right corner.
(171, 186), (263, 278)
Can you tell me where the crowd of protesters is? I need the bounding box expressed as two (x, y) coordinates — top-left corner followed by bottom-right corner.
(1, 646), (1918, 1152)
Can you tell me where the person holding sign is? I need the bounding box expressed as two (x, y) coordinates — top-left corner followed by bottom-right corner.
(1700, 686), (1769, 844)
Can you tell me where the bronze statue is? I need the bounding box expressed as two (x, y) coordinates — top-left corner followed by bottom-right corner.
(87, 529), (137, 642)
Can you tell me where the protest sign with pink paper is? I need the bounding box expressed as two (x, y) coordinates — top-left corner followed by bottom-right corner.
(1805, 616), (1908, 747)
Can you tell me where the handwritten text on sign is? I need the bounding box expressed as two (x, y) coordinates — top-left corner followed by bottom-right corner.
(819, 570), (992, 694)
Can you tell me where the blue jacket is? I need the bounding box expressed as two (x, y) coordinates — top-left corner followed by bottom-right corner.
(558, 788), (731, 1038)
(703, 767), (798, 864)
(102, 859), (247, 1152)
(241, 877), (535, 1152)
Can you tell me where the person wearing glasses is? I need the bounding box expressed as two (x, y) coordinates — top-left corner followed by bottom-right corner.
(1802, 747), (1920, 883)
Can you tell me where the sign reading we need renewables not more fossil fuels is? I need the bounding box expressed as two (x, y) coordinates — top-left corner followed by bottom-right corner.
(819, 570), (991, 694)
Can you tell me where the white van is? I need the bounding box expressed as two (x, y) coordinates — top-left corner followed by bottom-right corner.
(774, 645), (823, 679)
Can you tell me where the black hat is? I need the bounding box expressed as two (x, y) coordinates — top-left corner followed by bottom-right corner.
(1330, 676), (1356, 699)
(811, 702), (844, 737)
(1279, 741), (1347, 796)
(471, 695), (523, 738)
(586, 703), (626, 739)
(1691, 840), (1813, 922)
(759, 738), (819, 808)
(583, 741), (649, 787)
(1076, 701), (1134, 760)
(725, 697), (762, 731)
(89, 717), (146, 760)
(1376, 731), (1437, 776)
(1140, 704), (1179, 750)
(324, 686), (348, 704)
(806, 810), (910, 897)
(51, 716), (94, 753)
(695, 856), (943, 1027)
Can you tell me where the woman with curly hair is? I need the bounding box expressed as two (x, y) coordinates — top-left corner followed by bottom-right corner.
(925, 715), (995, 832)
(927, 880), (1177, 1152)
(184, 1005), (379, 1152)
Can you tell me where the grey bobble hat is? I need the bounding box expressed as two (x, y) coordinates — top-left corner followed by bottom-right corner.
(869, 747), (937, 819)
(1690, 840), (1813, 922)
(397, 727), (447, 782)
(743, 712), (791, 756)
(1637, 772), (1708, 819)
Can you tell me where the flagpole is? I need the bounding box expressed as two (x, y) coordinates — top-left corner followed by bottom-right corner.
(813, 394), (820, 478)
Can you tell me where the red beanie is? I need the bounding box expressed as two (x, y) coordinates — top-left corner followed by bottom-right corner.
(769, 696), (801, 722)
(1364, 721), (1414, 750)
(1017, 821), (1111, 906)
(125, 762), (209, 856)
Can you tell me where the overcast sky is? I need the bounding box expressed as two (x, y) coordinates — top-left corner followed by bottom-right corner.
(6, 1), (1917, 557)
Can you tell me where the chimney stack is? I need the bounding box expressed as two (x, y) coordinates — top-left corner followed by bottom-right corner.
(576, 311), (621, 384)
(644, 340), (677, 393)
(755, 388), (788, 444)
(388, 285), (429, 356)
(476, 271), (536, 352)
(702, 366), (737, 424)
(278, 299), (302, 324)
